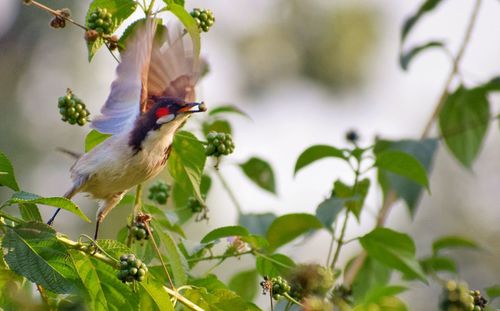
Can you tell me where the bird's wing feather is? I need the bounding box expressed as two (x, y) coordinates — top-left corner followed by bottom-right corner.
(147, 23), (199, 104)
(91, 21), (155, 135)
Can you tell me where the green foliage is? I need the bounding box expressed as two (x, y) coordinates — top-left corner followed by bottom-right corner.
(439, 86), (490, 167)
(238, 213), (276, 236)
(229, 270), (259, 301)
(256, 253), (295, 278)
(0, 152), (19, 191)
(333, 178), (370, 219)
(350, 257), (392, 303)
(201, 226), (249, 244)
(359, 228), (427, 282)
(401, 0), (447, 43)
(266, 213), (322, 251)
(168, 131), (207, 203)
(4, 191), (90, 222)
(85, 129), (111, 152)
(294, 145), (347, 176)
(208, 105), (250, 119)
(162, 0), (201, 56)
(239, 157), (277, 194)
(420, 256), (457, 274)
(432, 236), (479, 255)
(374, 150), (430, 191)
(400, 41), (445, 71)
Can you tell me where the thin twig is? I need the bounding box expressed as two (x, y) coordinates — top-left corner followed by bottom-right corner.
(330, 211), (350, 269)
(29, 0), (87, 30)
(214, 168), (243, 214)
(127, 184), (143, 247)
(343, 0), (483, 287)
(163, 286), (204, 311)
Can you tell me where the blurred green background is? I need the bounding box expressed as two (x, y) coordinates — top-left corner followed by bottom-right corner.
(1, 0), (500, 309)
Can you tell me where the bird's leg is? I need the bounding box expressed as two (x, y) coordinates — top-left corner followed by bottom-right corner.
(93, 191), (126, 240)
(47, 185), (79, 225)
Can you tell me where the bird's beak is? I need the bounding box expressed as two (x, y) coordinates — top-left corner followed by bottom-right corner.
(178, 102), (207, 114)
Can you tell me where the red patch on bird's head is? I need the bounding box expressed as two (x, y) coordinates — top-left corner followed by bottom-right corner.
(156, 107), (170, 119)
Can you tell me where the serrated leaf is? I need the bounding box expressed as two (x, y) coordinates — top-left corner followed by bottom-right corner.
(375, 150), (429, 190)
(0, 152), (19, 191)
(18, 203), (42, 222)
(294, 145), (347, 176)
(85, 130), (111, 152)
(374, 138), (438, 215)
(238, 213), (276, 236)
(168, 131), (206, 203)
(202, 119), (232, 136)
(5, 191), (90, 223)
(439, 86), (490, 168)
(151, 220), (187, 287)
(208, 105), (250, 119)
(401, 0), (447, 43)
(201, 226), (249, 244)
(315, 197), (345, 231)
(86, 0), (137, 61)
(256, 253), (295, 278)
(420, 256), (457, 274)
(68, 249), (139, 310)
(3, 222), (77, 293)
(359, 228), (427, 282)
(239, 157), (276, 194)
(228, 270), (258, 301)
(266, 213), (323, 251)
(163, 0), (200, 57)
(432, 236), (479, 255)
(400, 41), (445, 71)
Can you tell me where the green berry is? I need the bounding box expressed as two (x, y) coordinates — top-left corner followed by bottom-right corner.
(190, 8), (215, 32)
(136, 229), (146, 240)
(148, 180), (171, 205)
(127, 254), (136, 264)
(205, 131), (235, 157)
(129, 267), (138, 275)
(120, 261), (128, 269)
(138, 269), (146, 276)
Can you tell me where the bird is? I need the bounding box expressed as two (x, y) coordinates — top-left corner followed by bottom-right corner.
(47, 20), (206, 239)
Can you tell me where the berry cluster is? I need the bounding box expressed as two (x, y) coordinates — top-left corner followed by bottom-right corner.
(190, 8), (215, 32)
(58, 89), (90, 126)
(440, 281), (476, 311)
(270, 276), (291, 300)
(470, 290), (487, 311)
(187, 196), (204, 213)
(87, 8), (114, 35)
(131, 221), (150, 241)
(205, 132), (235, 157)
(117, 254), (148, 283)
(148, 181), (171, 205)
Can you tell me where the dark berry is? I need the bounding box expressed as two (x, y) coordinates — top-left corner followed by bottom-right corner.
(116, 253), (148, 283)
(345, 130), (359, 143)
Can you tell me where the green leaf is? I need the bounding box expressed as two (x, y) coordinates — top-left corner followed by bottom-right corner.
(266, 213), (323, 251)
(201, 226), (249, 244)
(202, 119), (232, 136)
(333, 178), (371, 219)
(349, 257), (392, 303)
(432, 236), (479, 255)
(399, 41), (445, 71)
(238, 213), (276, 236)
(85, 129), (111, 152)
(68, 249), (139, 310)
(228, 270), (259, 301)
(208, 105), (250, 119)
(240, 235), (269, 250)
(401, 0), (447, 43)
(486, 285), (500, 302)
(151, 220), (187, 286)
(183, 287), (260, 311)
(86, 0), (137, 61)
(239, 157), (276, 194)
(315, 197), (344, 231)
(18, 203), (42, 222)
(168, 131), (207, 203)
(5, 191), (90, 223)
(359, 228), (427, 282)
(256, 253), (295, 278)
(420, 256), (457, 274)
(363, 285), (408, 305)
(439, 86), (490, 167)
(479, 76), (500, 93)
(139, 277), (174, 311)
(375, 150), (429, 190)
(163, 0), (200, 57)
(0, 152), (19, 191)
(374, 139), (438, 215)
(3, 222), (77, 293)
(294, 145), (347, 176)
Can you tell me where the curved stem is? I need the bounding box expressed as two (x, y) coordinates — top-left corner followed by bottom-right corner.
(330, 211), (349, 269)
(29, 0), (87, 30)
(214, 168), (243, 214)
(344, 0), (483, 287)
(284, 293), (304, 307)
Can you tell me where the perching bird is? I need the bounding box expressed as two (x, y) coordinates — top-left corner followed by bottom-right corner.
(47, 20), (205, 239)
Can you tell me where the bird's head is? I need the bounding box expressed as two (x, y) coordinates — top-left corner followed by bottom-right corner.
(129, 96), (206, 151)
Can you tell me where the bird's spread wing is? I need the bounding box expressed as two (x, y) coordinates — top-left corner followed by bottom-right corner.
(147, 23), (200, 104)
(91, 21), (155, 135)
